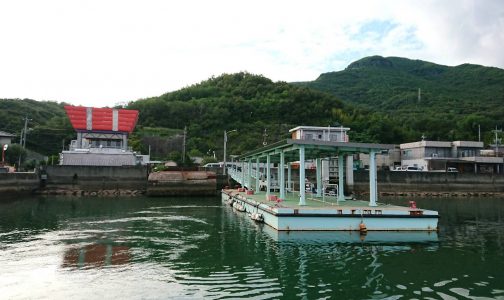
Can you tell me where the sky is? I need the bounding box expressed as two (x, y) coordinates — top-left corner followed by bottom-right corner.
(1, 0), (503, 107)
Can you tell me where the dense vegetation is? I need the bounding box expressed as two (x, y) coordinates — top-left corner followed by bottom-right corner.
(127, 73), (349, 158)
(1, 56), (503, 164)
(0, 99), (74, 156)
(297, 56), (504, 142)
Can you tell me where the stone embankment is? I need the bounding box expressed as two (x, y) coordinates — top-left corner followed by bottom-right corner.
(38, 189), (145, 197)
(3, 166), (504, 198)
(0, 172), (38, 195)
(36, 165), (148, 196)
(353, 170), (504, 196)
(34, 166), (216, 197)
(359, 191), (504, 197)
(147, 171), (217, 196)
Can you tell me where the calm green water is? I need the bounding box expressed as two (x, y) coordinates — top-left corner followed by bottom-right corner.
(0, 196), (503, 299)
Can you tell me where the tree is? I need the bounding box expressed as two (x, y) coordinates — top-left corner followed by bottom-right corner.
(4, 144), (27, 167)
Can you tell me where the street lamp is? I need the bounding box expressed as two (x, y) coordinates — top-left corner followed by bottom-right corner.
(223, 129), (237, 175)
(2, 144), (8, 165)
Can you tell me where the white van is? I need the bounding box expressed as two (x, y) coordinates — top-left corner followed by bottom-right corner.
(203, 162), (222, 168)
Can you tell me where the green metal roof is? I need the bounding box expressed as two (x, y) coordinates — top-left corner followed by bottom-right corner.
(238, 139), (396, 162)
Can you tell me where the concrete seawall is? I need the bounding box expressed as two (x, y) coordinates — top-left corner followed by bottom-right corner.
(147, 171), (217, 196)
(40, 165), (148, 196)
(4, 167), (503, 198)
(353, 171), (504, 196)
(0, 172), (39, 195)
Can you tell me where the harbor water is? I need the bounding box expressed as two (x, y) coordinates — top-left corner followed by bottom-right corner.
(0, 196), (503, 299)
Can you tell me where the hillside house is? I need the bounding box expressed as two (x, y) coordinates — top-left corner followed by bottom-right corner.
(0, 130), (15, 146)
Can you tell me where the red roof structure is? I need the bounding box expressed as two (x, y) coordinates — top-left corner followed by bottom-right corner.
(64, 106), (139, 133)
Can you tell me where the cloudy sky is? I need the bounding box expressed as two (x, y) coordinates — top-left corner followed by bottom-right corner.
(1, 0), (503, 107)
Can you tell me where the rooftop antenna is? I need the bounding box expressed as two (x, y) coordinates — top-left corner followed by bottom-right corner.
(262, 129), (268, 146)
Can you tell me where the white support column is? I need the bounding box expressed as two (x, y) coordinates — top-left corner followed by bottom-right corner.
(122, 134), (128, 150)
(287, 163), (292, 192)
(255, 157), (260, 192)
(241, 161), (246, 187)
(299, 145), (306, 206)
(316, 158), (322, 197)
(338, 154), (345, 201)
(369, 150), (378, 207)
(76, 132), (82, 148)
(247, 159), (252, 189)
(346, 155), (354, 189)
(277, 160), (281, 193)
(266, 154), (271, 198)
(280, 151), (285, 199)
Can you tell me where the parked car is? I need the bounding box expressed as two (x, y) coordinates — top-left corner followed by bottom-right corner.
(405, 166), (422, 171)
(203, 163), (222, 168)
(447, 167), (458, 173)
(392, 166), (406, 171)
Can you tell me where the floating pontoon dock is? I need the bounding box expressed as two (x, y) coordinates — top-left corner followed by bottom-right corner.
(223, 139), (439, 231)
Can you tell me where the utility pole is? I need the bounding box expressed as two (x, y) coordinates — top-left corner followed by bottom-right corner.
(182, 126), (187, 164)
(18, 116), (30, 169)
(22, 116), (29, 148)
(478, 124), (481, 142)
(492, 126), (502, 155)
(223, 131), (227, 175)
(223, 129), (237, 175)
(19, 128), (24, 149)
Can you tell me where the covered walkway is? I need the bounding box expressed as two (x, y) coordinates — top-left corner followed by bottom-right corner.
(228, 139), (394, 207)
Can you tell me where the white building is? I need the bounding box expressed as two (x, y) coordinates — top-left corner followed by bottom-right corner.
(289, 125), (350, 142)
(289, 125), (353, 184)
(400, 140), (503, 173)
(0, 130), (15, 147)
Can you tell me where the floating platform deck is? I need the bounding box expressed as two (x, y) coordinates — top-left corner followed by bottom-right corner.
(222, 189), (439, 231)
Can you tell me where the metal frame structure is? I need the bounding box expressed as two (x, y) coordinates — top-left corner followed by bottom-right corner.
(231, 139), (395, 207)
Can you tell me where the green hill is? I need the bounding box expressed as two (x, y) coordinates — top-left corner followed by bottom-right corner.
(297, 56), (504, 141)
(2, 56), (503, 161)
(127, 73), (350, 158)
(0, 99), (74, 155)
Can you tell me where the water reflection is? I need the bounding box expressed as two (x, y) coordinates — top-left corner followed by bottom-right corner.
(260, 224), (439, 244)
(62, 244), (130, 269)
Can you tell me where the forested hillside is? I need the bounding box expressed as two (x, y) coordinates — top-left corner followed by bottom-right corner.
(297, 56), (504, 142)
(0, 99), (74, 155)
(2, 56), (503, 162)
(127, 73), (352, 158)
